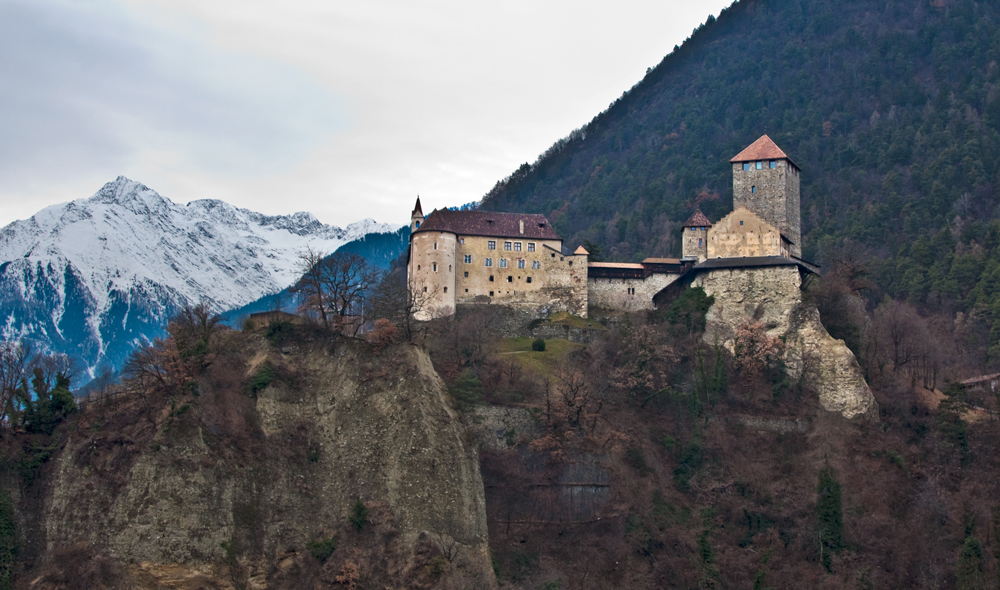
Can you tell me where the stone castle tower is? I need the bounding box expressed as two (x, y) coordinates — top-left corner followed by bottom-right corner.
(681, 209), (711, 262)
(729, 135), (801, 258)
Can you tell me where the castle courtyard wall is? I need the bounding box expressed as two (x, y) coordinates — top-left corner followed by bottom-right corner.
(588, 273), (680, 311)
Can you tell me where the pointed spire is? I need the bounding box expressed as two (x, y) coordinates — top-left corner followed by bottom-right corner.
(730, 134), (796, 167)
(412, 196), (423, 216)
(683, 209), (712, 228)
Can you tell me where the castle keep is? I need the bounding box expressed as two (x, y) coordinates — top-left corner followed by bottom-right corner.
(408, 135), (813, 318)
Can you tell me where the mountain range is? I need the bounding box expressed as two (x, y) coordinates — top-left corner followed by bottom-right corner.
(0, 176), (399, 376)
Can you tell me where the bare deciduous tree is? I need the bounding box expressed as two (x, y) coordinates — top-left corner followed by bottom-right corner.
(291, 249), (382, 335)
(0, 341), (30, 425)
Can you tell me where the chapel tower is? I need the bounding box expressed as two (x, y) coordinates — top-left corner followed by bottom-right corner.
(730, 135), (801, 258)
(411, 197), (425, 233)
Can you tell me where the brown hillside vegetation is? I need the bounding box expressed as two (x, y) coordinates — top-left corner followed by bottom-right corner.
(421, 287), (1000, 590)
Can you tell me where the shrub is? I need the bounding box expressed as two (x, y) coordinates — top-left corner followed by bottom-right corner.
(306, 535), (338, 563)
(241, 317), (256, 331)
(625, 446), (653, 475)
(447, 370), (483, 410)
(349, 498), (368, 531)
(531, 338), (546, 352)
(249, 362), (275, 394)
(663, 286), (714, 335)
(673, 434), (704, 492)
(264, 321), (296, 347)
(368, 318), (399, 351)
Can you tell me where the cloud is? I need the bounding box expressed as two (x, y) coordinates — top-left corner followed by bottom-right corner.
(0, 0), (343, 189)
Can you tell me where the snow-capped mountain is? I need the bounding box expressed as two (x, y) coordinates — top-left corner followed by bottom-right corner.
(0, 176), (399, 377)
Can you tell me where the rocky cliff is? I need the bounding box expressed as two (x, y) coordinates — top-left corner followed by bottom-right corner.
(691, 266), (878, 421)
(12, 336), (495, 589)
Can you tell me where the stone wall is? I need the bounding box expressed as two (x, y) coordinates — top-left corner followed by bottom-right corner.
(587, 273), (680, 311)
(682, 226), (708, 261)
(732, 159), (801, 257)
(707, 207), (788, 259)
(691, 266), (877, 421)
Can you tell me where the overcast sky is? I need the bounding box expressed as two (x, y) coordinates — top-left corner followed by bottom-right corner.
(0, 0), (733, 228)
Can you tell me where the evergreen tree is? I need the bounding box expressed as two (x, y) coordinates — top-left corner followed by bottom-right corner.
(815, 464), (844, 572)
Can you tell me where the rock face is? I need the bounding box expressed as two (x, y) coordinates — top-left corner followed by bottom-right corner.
(691, 266), (878, 421)
(23, 340), (495, 589)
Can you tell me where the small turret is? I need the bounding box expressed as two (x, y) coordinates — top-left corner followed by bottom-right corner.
(410, 197), (424, 233)
(682, 209), (711, 262)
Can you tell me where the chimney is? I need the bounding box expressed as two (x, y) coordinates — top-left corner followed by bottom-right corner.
(519, 220), (524, 234)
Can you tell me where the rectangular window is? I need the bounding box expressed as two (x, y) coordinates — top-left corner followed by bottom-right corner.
(432, 262), (437, 272)
(485, 258), (493, 267)
(740, 221), (743, 226)
(527, 242), (535, 252)
(464, 254), (472, 263)
(489, 275), (494, 282)
(443, 287), (447, 293)
(756, 161), (763, 169)
(504, 241), (512, 250)
(769, 160), (776, 168)
(489, 291), (494, 297)
(526, 277), (532, 283)
(460, 238), (465, 244)
(464, 271), (468, 277)
(743, 163), (750, 171)
(507, 276), (513, 282)
(518, 259), (525, 269)
(488, 240), (496, 250)
(532, 260), (540, 269)
(434, 242), (437, 250)
(499, 259), (507, 268)
(698, 238), (703, 246)
(514, 242), (522, 251)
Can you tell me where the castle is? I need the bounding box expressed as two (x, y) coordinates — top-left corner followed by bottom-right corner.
(407, 135), (815, 320)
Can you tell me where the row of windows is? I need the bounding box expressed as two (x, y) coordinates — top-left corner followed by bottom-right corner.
(486, 241), (536, 251)
(483, 258), (539, 269)
(742, 160), (778, 170)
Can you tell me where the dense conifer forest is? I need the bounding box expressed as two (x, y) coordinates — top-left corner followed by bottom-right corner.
(481, 0), (1000, 355)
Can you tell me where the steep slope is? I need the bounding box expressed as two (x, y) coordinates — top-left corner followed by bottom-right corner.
(480, 0), (1000, 315)
(0, 177), (399, 374)
(10, 336), (495, 589)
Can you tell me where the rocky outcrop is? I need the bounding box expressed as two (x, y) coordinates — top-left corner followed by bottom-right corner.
(23, 339), (496, 589)
(691, 266), (878, 421)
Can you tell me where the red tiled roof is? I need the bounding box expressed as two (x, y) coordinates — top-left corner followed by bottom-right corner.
(413, 209), (561, 240)
(642, 257), (682, 264)
(574, 246), (590, 255)
(730, 134), (797, 167)
(682, 209), (712, 228)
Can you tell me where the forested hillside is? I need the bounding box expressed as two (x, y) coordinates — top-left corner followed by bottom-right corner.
(481, 0), (1000, 347)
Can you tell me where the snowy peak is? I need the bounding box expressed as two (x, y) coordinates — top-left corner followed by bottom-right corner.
(0, 177), (402, 376)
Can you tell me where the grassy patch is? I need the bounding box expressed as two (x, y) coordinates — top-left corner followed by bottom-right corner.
(494, 338), (586, 378)
(546, 311), (603, 329)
